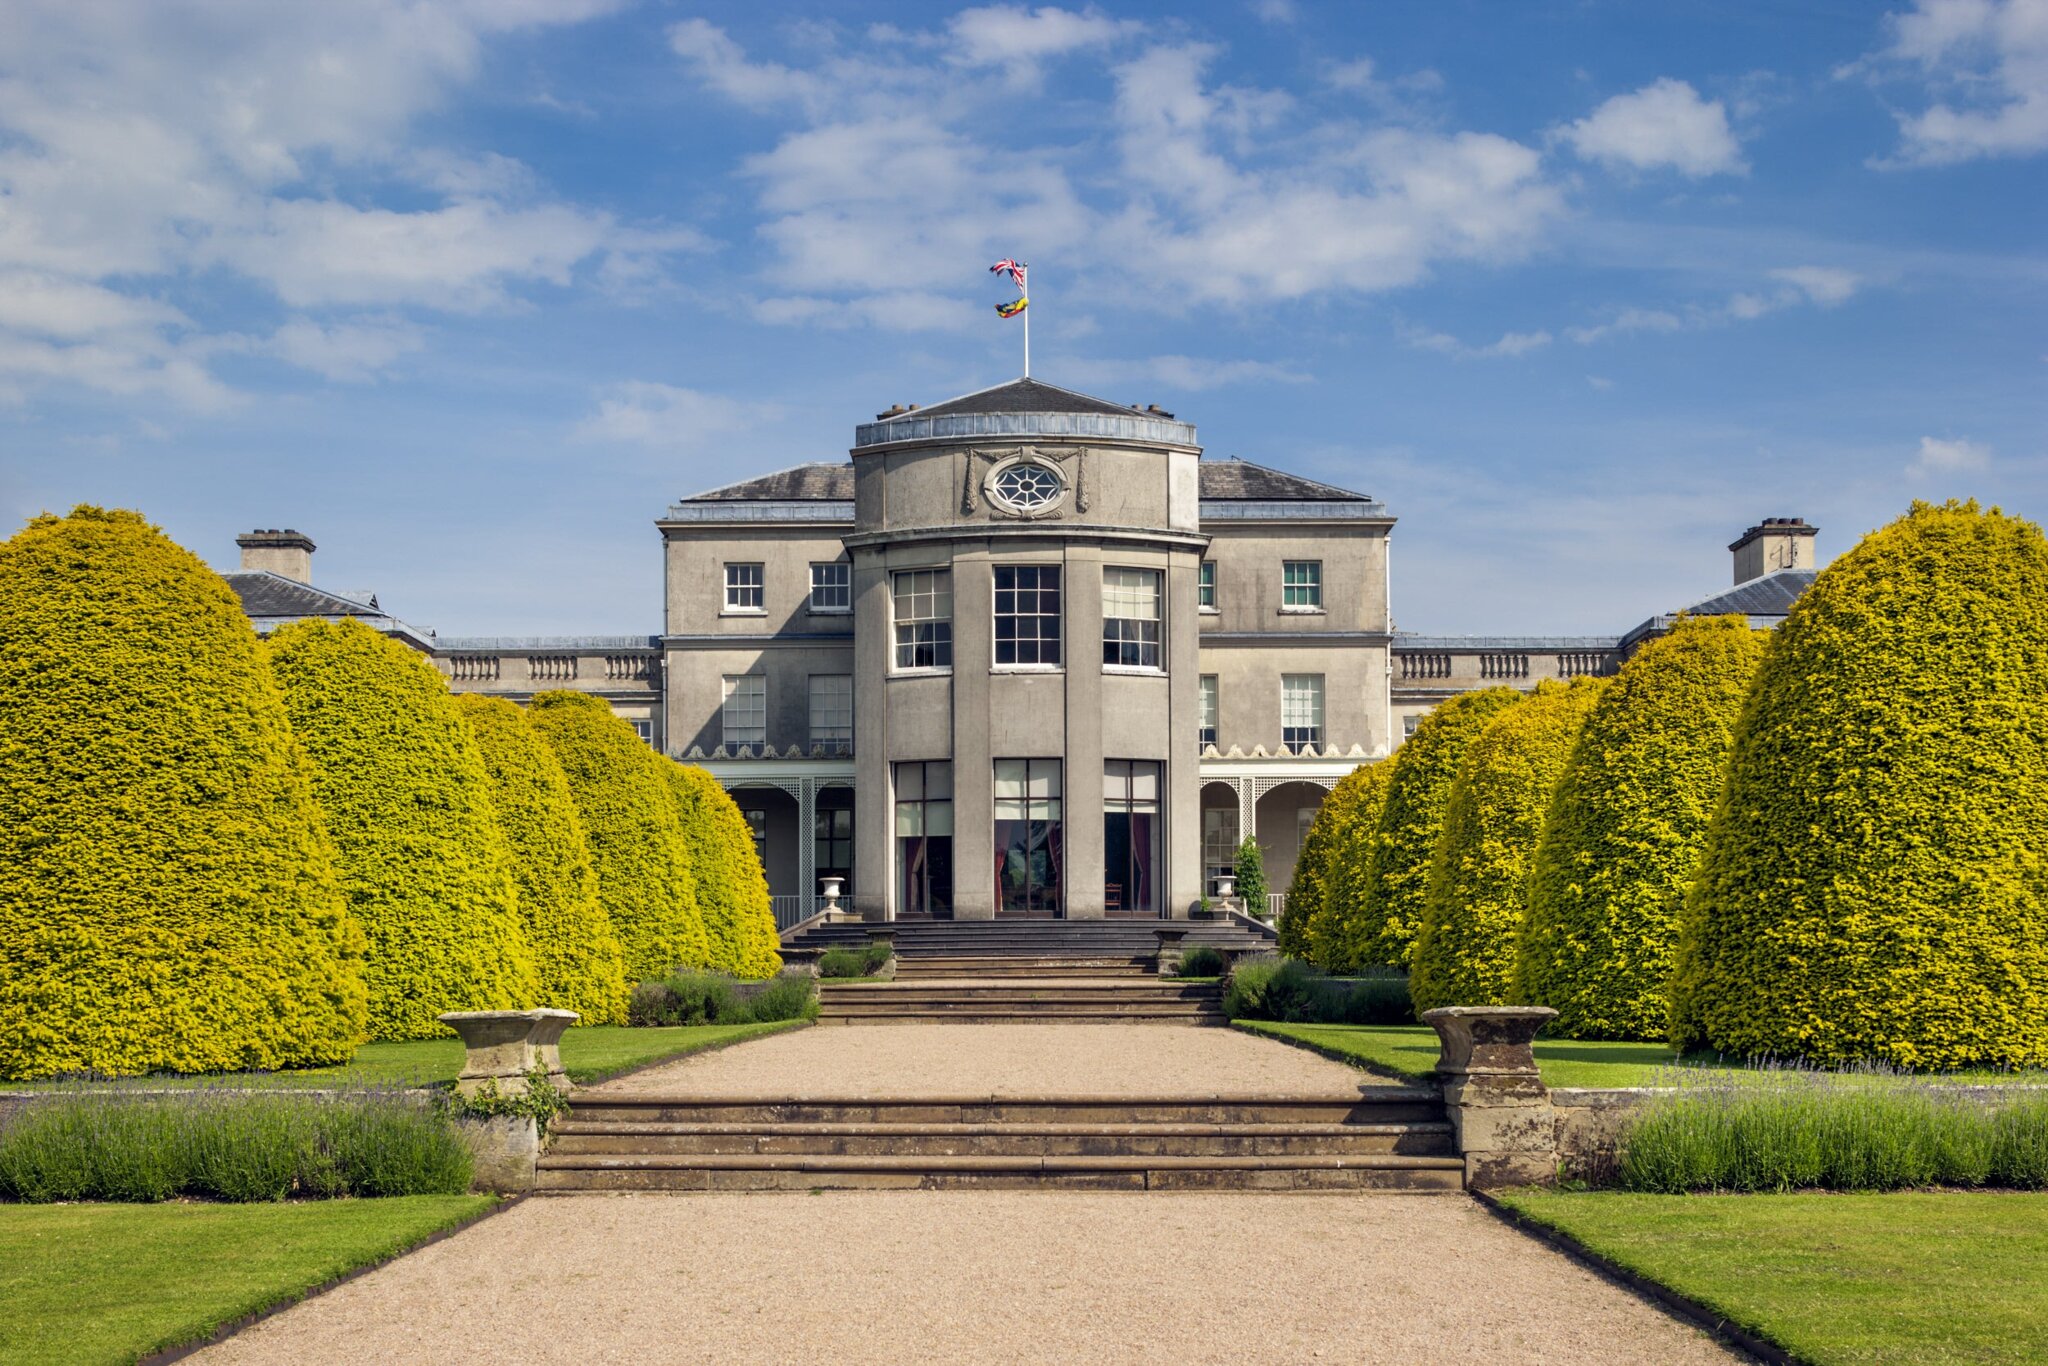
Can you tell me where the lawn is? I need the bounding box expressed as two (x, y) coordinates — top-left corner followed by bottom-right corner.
(1237, 1022), (2048, 1090)
(0, 1196), (497, 1365)
(1496, 1190), (2048, 1365)
(1236, 1021), (1691, 1087)
(0, 1021), (805, 1091)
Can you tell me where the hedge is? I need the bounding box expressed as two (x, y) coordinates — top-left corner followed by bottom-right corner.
(660, 760), (782, 979)
(527, 691), (709, 981)
(267, 619), (538, 1041)
(0, 508), (367, 1079)
(1670, 501), (2048, 1069)
(1348, 688), (1524, 968)
(1409, 678), (1605, 1014)
(456, 695), (630, 1023)
(1287, 761), (1392, 971)
(1513, 617), (1766, 1040)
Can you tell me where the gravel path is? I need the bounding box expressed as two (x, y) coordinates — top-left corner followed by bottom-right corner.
(200, 1192), (1737, 1364)
(591, 1023), (1388, 1097)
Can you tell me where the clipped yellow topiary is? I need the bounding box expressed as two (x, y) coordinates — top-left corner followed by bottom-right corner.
(526, 691), (708, 981)
(1514, 618), (1766, 1039)
(661, 761), (782, 979)
(267, 619), (538, 1041)
(0, 508), (367, 1078)
(1671, 502), (2048, 1069)
(1297, 761), (1394, 972)
(1410, 678), (1605, 1014)
(456, 695), (630, 1024)
(1348, 688), (1524, 968)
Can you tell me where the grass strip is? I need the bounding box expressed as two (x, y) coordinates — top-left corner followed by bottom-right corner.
(1235, 1022), (2048, 1091)
(1235, 1021), (1687, 1087)
(1494, 1190), (2048, 1365)
(1, 1021), (808, 1092)
(0, 1195), (498, 1366)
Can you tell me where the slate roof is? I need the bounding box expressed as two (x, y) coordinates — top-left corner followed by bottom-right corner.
(223, 571), (381, 619)
(675, 458), (1369, 504)
(1197, 459), (1369, 502)
(1672, 568), (1818, 618)
(685, 464), (855, 501)
(910, 377), (1144, 420)
(223, 571), (434, 650)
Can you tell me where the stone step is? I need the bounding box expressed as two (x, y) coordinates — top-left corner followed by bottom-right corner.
(890, 957), (1154, 977)
(533, 1152), (1466, 1192)
(565, 1094), (1446, 1127)
(820, 982), (1218, 998)
(550, 1120), (1456, 1158)
(817, 1014), (1226, 1026)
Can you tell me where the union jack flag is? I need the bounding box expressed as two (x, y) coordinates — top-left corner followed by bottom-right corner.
(989, 258), (1027, 290)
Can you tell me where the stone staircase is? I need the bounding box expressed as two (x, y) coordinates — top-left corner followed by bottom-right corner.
(787, 917), (1276, 967)
(818, 977), (1226, 1024)
(536, 1091), (1464, 1192)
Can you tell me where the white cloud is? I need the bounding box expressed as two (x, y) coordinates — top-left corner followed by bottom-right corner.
(267, 318), (424, 382)
(945, 6), (1137, 81)
(0, 0), (679, 408)
(574, 381), (777, 451)
(1251, 0), (1298, 22)
(1566, 267), (1861, 344)
(1561, 78), (1747, 177)
(674, 22), (1566, 323)
(1870, 0), (2048, 164)
(1566, 308), (1685, 344)
(1069, 354), (1312, 389)
(1402, 324), (1552, 358)
(1909, 434), (1992, 474)
(1586, 375), (1616, 390)
(1770, 265), (1862, 305)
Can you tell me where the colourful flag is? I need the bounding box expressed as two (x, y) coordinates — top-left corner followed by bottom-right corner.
(989, 258), (1028, 290)
(995, 296), (1029, 319)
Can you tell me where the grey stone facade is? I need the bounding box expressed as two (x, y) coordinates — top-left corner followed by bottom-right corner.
(220, 380), (1817, 927)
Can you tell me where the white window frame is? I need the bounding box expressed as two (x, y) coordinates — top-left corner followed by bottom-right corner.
(993, 563), (1062, 670)
(1101, 567), (1163, 672)
(809, 561), (851, 614)
(1281, 673), (1324, 754)
(1281, 560), (1322, 613)
(1197, 560), (1218, 613)
(721, 674), (767, 748)
(1197, 674), (1218, 751)
(808, 674), (853, 754)
(892, 569), (953, 672)
(724, 562), (765, 614)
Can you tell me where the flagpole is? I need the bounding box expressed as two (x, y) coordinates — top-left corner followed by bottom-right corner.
(1023, 270), (1031, 378)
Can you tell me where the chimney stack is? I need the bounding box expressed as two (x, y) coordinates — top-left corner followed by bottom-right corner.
(236, 528), (315, 584)
(1728, 517), (1816, 586)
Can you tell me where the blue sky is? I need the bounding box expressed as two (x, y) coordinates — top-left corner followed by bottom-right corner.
(1, 0), (2042, 636)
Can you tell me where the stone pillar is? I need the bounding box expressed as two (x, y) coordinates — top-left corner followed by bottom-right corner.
(439, 1008), (580, 1101)
(1152, 924), (1188, 975)
(796, 777), (817, 921)
(1423, 1006), (1558, 1191)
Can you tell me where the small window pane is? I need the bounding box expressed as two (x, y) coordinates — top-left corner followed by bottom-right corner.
(725, 563), (764, 611)
(994, 565), (1061, 666)
(1197, 561), (1216, 609)
(721, 674), (766, 746)
(925, 761), (953, 800)
(808, 675), (852, 753)
(809, 562), (851, 612)
(1198, 675), (1218, 750)
(893, 569), (953, 669)
(1282, 561), (1322, 609)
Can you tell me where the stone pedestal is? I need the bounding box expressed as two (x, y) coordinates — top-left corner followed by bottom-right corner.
(439, 1008), (579, 1101)
(1423, 1006), (1559, 1190)
(867, 926), (898, 956)
(1152, 925), (1188, 976)
(462, 1114), (542, 1194)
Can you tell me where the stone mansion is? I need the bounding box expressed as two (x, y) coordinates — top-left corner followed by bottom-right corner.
(224, 377), (1819, 924)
